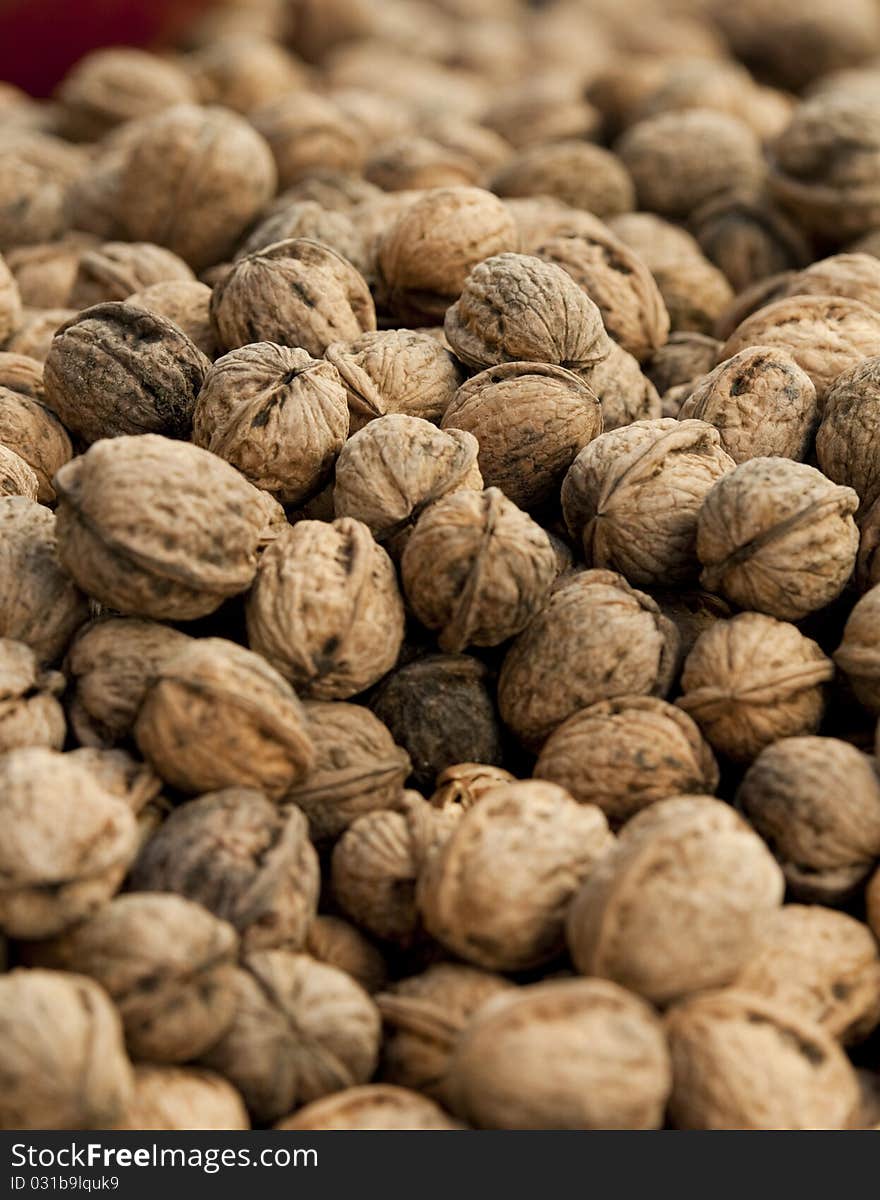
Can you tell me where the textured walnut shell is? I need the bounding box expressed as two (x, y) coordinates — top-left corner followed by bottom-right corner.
(6, 307), (77, 363)
(0, 444), (38, 500)
(499, 570), (679, 750)
(651, 253), (734, 337)
(697, 458), (859, 620)
(284, 702), (410, 841)
(334, 415), (482, 555)
(441, 362), (601, 511)
(363, 132), (481, 192)
(734, 905), (880, 1043)
(691, 192), (811, 294)
(0, 497), (88, 664)
(535, 696), (718, 824)
(575, 342), (662, 431)
(376, 187), (518, 324)
(444, 253), (612, 372)
(368, 654), (504, 792)
(113, 1065), (249, 1131)
(325, 329), (462, 432)
(446, 978), (671, 1130)
(738, 736), (880, 903)
(54, 435), (272, 620)
(192, 343), (349, 505)
(0, 385), (72, 502)
(270, 173), (382, 216)
(65, 747), (164, 847)
(236, 199), (368, 275)
(677, 613), (834, 762)
(0, 636), (65, 753)
(8, 236), (97, 309)
(679, 346), (818, 464)
(189, 34), (306, 116)
(200, 952), (381, 1124)
(0, 969), (133, 1130)
(113, 104), (276, 270)
(0, 251), (22, 344)
(211, 237), (376, 357)
(0, 747), (138, 938)
(648, 332), (722, 395)
(419, 113), (511, 175)
(781, 251), (880, 312)
(834, 585), (880, 714)
(44, 302), (209, 444)
(562, 418), (735, 588)
(67, 241), (194, 310)
(503, 198), (613, 256)
(817, 356), (880, 513)
(251, 92), (365, 190)
(402, 488), (557, 653)
(418, 781), (612, 971)
(428, 763), (516, 811)
(26, 894), (239, 1064)
(0, 350), (44, 399)
(567, 795), (784, 1004)
(484, 79), (600, 148)
(131, 789), (319, 954)
(491, 141), (635, 219)
(276, 1085), (460, 1130)
(246, 518), (404, 700)
(0, 136), (82, 252)
(58, 47), (196, 140)
(665, 989), (859, 1130)
(305, 915), (388, 996)
(124, 280), (217, 359)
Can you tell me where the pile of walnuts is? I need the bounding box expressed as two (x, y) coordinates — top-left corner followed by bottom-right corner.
(3, 0), (880, 1133)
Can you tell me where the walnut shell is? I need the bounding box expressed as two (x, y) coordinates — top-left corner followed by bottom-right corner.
(418, 780), (612, 970)
(199, 952), (381, 1124)
(651, 253), (735, 337)
(0, 444), (38, 500)
(665, 989), (859, 1130)
(652, 587), (734, 673)
(575, 341), (662, 431)
(679, 346), (818, 464)
(65, 747), (164, 851)
(690, 192), (811, 294)
(0, 637), (65, 753)
(0, 384), (71, 503)
(781, 251), (880, 311)
(697, 458), (859, 620)
(444, 252), (612, 372)
(441, 362), (601, 511)
(491, 141), (635, 219)
(562, 418), (735, 588)
(677, 613), (834, 762)
(113, 1065), (249, 1131)
(245, 518), (405, 700)
(647, 331), (722, 395)
(0, 350), (44, 399)
(834, 585), (880, 714)
(54, 435), (272, 620)
(364, 134), (480, 192)
(305, 915), (388, 996)
(0, 747), (138, 938)
(0, 135), (82, 252)
(0, 969), (133, 1130)
(67, 241), (194, 309)
(428, 762), (516, 810)
(446, 978), (671, 1130)
(125, 279), (217, 359)
(817, 356), (880, 512)
(276, 1085), (460, 1130)
(284, 702), (410, 841)
(535, 696), (718, 824)
(738, 736), (880, 903)
(567, 794), (784, 1004)
(57, 47), (197, 141)
(235, 199), (368, 275)
(6, 307), (76, 363)
(188, 34), (306, 115)
(251, 93), (365, 189)
(192, 343), (349, 505)
(0, 251), (22, 344)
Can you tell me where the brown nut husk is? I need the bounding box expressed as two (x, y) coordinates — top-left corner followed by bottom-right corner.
(575, 341), (662, 431)
(418, 781), (613, 971)
(131, 789), (320, 954)
(0, 444), (38, 500)
(535, 696), (718, 824)
(0, 637), (65, 753)
(738, 736), (880, 903)
(0, 747), (138, 938)
(113, 1065), (249, 1131)
(441, 362), (601, 511)
(25, 894), (240, 1064)
(0, 384), (72, 502)
(498, 569), (679, 750)
(67, 241), (194, 309)
(817, 356), (880, 513)
(561, 418), (735, 588)
(275, 1085), (460, 1130)
(192, 343), (349, 505)
(665, 989), (859, 1130)
(697, 458), (859, 620)
(284, 702), (410, 841)
(567, 795), (785, 1004)
(677, 613), (834, 763)
(446, 978), (671, 1130)
(125, 280), (217, 359)
(0, 969), (133, 1131)
(199, 951), (381, 1124)
(305, 916), (388, 996)
(54, 435), (273, 621)
(834, 585), (880, 714)
(245, 518), (405, 700)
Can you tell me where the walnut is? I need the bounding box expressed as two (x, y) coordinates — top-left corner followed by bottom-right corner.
(401, 488), (557, 653)
(441, 362), (601, 510)
(66, 241), (194, 310)
(419, 113), (511, 175)
(334, 416), (482, 555)
(251, 93), (365, 189)
(676, 613), (834, 762)
(428, 763), (516, 810)
(738, 736), (880, 903)
(609, 210), (705, 266)
(697, 458), (859, 620)
(575, 342), (662, 431)
(734, 906), (880, 1043)
(0, 445), (38, 500)
(0, 969), (133, 1130)
(647, 332), (722, 395)
(446, 979), (671, 1130)
(125, 280), (217, 359)
(0, 497), (88, 664)
(199, 952), (381, 1124)
(114, 104), (277, 271)
(534, 696), (718, 825)
(376, 963), (513, 1106)
(0, 134), (84, 251)
(780, 251), (880, 310)
(665, 989), (859, 1130)
(817, 357), (880, 513)
(0, 251), (22, 344)
(113, 1065), (249, 1131)
(856, 496), (880, 589)
(0, 637), (65, 753)
(188, 34), (306, 115)
(269, 171), (382, 214)
(376, 188), (519, 324)
(192, 343), (349, 505)
(0, 747), (138, 938)
(834, 585), (880, 714)
(211, 238), (376, 357)
(365, 135), (480, 192)
(6, 308), (76, 363)
(562, 418), (735, 588)
(235, 200), (368, 275)
(567, 795), (785, 1003)
(54, 435), (273, 621)
(445, 252), (612, 371)
(65, 747), (164, 851)
(499, 570), (679, 750)
(44, 302), (209, 444)
(0, 385), (71, 502)
(652, 588), (734, 672)
(57, 48), (197, 141)
(690, 192), (811, 294)
(503, 198), (613, 256)
(483, 78), (600, 148)
(276, 1085), (460, 1130)
(306, 915), (388, 995)
(326, 88), (411, 151)
(651, 253), (735, 337)
(0, 351), (44, 399)
(368, 654), (504, 792)
(490, 141), (635, 219)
